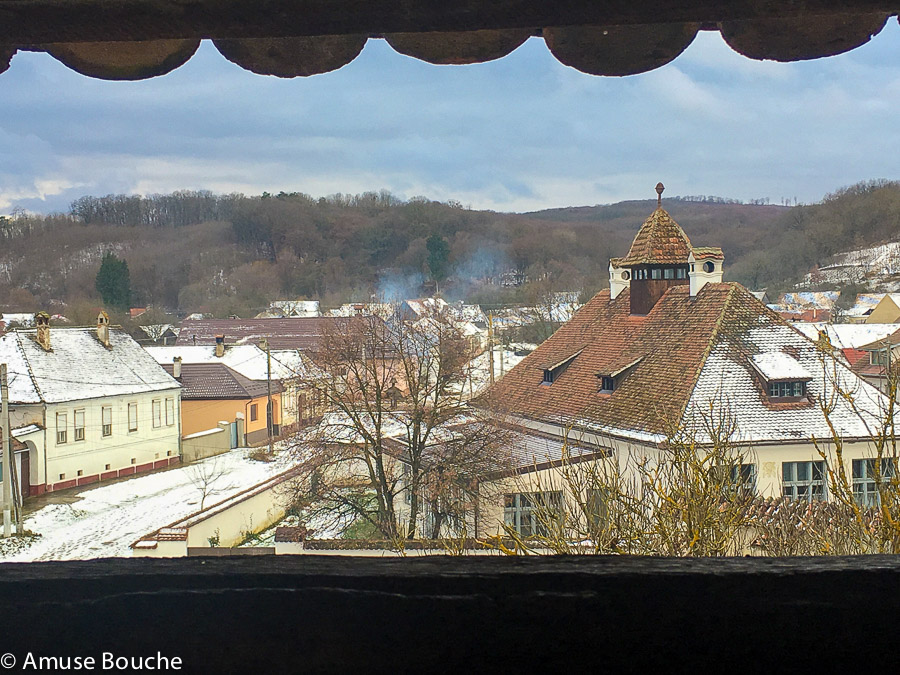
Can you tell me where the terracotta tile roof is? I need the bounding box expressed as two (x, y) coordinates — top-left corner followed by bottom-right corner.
(176, 317), (358, 352)
(690, 246), (724, 260)
(480, 281), (889, 444)
(611, 207), (692, 266)
(161, 362), (282, 399)
(480, 283), (742, 437)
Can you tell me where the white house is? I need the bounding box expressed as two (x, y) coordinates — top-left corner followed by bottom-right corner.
(0, 312), (181, 497)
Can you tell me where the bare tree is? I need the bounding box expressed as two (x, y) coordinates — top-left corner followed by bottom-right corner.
(187, 456), (235, 511)
(290, 304), (512, 541)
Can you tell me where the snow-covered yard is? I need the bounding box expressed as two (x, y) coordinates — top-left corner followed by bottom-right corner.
(0, 448), (295, 562)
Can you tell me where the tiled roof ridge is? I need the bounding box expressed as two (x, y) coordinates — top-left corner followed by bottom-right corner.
(13, 332), (43, 403)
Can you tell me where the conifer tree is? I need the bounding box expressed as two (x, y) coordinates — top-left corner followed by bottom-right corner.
(95, 251), (132, 310)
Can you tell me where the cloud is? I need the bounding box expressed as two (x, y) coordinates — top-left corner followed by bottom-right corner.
(1, 24), (898, 216)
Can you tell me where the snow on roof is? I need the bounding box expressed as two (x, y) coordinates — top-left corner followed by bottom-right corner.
(11, 424), (42, 436)
(138, 324), (177, 340)
(779, 291), (840, 309)
(0, 327), (180, 404)
(688, 324), (888, 443)
(792, 323), (899, 350)
(750, 352), (812, 381)
(145, 344), (319, 381)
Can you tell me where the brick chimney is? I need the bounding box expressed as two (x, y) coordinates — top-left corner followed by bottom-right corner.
(34, 312), (51, 351)
(215, 335), (225, 358)
(173, 356), (182, 379)
(97, 311), (111, 348)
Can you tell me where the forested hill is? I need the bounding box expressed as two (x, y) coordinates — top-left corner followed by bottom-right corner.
(0, 180), (896, 320)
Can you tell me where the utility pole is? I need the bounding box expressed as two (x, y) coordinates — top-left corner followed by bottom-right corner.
(1, 364), (12, 537)
(487, 313), (495, 386)
(260, 338), (274, 455)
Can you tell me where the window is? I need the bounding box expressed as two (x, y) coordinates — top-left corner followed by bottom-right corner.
(783, 461), (826, 502)
(703, 261), (715, 273)
(542, 369), (554, 384)
(730, 463), (757, 495)
(768, 381), (807, 398)
(165, 398), (175, 426)
(74, 409), (85, 441)
(152, 399), (162, 428)
(102, 406), (112, 436)
(663, 267), (675, 279)
(598, 375), (615, 393)
(250, 403), (258, 421)
(871, 350), (889, 366)
(128, 403), (138, 432)
(676, 267), (687, 279)
(586, 488), (609, 531)
(56, 412), (67, 444)
(651, 268), (662, 279)
(77, 470), (83, 477)
(504, 491), (563, 537)
(853, 458), (897, 507)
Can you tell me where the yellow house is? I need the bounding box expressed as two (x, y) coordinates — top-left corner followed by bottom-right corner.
(163, 362), (282, 446)
(866, 293), (900, 324)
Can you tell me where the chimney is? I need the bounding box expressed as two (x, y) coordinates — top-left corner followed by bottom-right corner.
(215, 335), (225, 358)
(34, 312), (51, 351)
(97, 311), (110, 348)
(689, 249), (725, 297)
(609, 262), (630, 300)
(173, 356), (182, 379)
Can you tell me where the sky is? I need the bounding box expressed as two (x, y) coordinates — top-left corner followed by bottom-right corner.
(1, 23), (898, 216)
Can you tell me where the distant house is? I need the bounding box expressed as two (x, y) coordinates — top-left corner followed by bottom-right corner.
(865, 294), (900, 324)
(161, 361), (283, 445)
(842, 293), (887, 323)
(255, 300), (321, 318)
(0, 312), (181, 497)
(176, 317), (358, 353)
(138, 324), (179, 345)
(147, 343), (326, 432)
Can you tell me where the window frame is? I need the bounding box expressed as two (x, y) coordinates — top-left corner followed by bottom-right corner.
(852, 457), (897, 508)
(250, 403), (258, 422)
(56, 411), (68, 445)
(128, 402), (138, 432)
(152, 399), (162, 428)
(768, 380), (808, 400)
(165, 398), (175, 426)
(783, 460), (827, 502)
(503, 491), (563, 538)
(102, 406), (112, 437)
(73, 408), (85, 442)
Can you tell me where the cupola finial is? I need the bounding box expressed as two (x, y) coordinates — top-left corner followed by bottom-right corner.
(655, 182), (664, 207)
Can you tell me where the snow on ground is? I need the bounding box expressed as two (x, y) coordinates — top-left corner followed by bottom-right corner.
(0, 447), (295, 562)
(465, 347), (532, 396)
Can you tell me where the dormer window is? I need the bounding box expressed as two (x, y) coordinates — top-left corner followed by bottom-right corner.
(751, 352), (812, 403)
(539, 349), (583, 386)
(597, 356), (643, 395)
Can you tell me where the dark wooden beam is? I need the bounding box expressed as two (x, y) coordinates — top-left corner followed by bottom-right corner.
(1, 0), (898, 45)
(2, 555), (900, 672)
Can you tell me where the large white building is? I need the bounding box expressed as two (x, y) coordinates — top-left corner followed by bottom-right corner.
(0, 313), (182, 497)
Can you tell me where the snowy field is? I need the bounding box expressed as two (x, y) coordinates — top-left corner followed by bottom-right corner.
(0, 448), (295, 562)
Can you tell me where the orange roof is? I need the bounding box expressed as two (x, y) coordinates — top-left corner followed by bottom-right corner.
(479, 282), (785, 438)
(611, 207), (692, 267)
